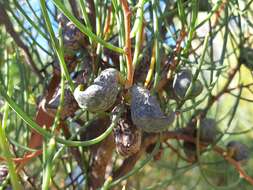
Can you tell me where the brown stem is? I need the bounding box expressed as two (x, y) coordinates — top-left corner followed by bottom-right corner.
(89, 134), (115, 190)
(68, 0), (79, 18)
(213, 0), (228, 26)
(86, 0), (96, 31)
(0, 5), (43, 81)
(156, 28), (187, 92)
(0, 150), (42, 164)
(120, 0), (133, 88)
(103, 6), (112, 39)
(83, 116), (115, 190)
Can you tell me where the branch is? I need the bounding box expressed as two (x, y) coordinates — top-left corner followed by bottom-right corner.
(0, 5), (43, 81)
(113, 131), (253, 186)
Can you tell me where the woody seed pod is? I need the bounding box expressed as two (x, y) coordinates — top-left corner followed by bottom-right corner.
(173, 69), (203, 100)
(74, 68), (120, 112)
(130, 85), (175, 133)
(226, 141), (249, 162)
(113, 106), (142, 157)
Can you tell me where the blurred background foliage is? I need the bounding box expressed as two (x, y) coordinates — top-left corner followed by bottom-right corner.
(0, 0), (253, 189)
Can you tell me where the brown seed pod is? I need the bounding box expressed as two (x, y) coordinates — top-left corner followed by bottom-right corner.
(45, 88), (78, 119)
(43, 70), (88, 118)
(57, 13), (86, 56)
(53, 57), (77, 76)
(74, 68), (121, 112)
(113, 106), (142, 157)
(130, 85), (175, 133)
(62, 21), (86, 52)
(226, 141), (249, 162)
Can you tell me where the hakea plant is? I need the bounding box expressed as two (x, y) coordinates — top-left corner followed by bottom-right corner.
(0, 0), (253, 190)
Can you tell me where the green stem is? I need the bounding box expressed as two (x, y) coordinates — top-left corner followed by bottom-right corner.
(0, 72), (23, 190)
(177, 0), (187, 27)
(132, 0), (145, 68)
(112, 0), (125, 74)
(152, 0), (161, 89)
(42, 138), (56, 190)
(40, 0), (74, 92)
(182, 0), (199, 56)
(80, 0), (93, 44)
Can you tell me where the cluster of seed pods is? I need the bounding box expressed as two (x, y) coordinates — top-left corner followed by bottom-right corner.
(71, 66), (249, 162)
(73, 68), (176, 156)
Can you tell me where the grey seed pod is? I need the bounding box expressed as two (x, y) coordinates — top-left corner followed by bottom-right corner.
(0, 165), (8, 183)
(199, 0), (211, 12)
(226, 141), (249, 162)
(172, 70), (203, 100)
(113, 106), (142, 157)
(240, 47), (253, 70)
(189, 79), (203, 98)
(45, 88), (79, 119)
(74, 68), (120, 112)
(130, 85), (175, 133)
(199, 118), (218, 143)
(173, 70), (192, 99)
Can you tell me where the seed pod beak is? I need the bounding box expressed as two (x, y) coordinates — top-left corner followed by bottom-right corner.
(78, 84), (86, 92)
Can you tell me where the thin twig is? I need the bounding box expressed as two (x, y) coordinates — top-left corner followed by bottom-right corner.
(202, 62), (242, 116)
(156, 28), (187, 92)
